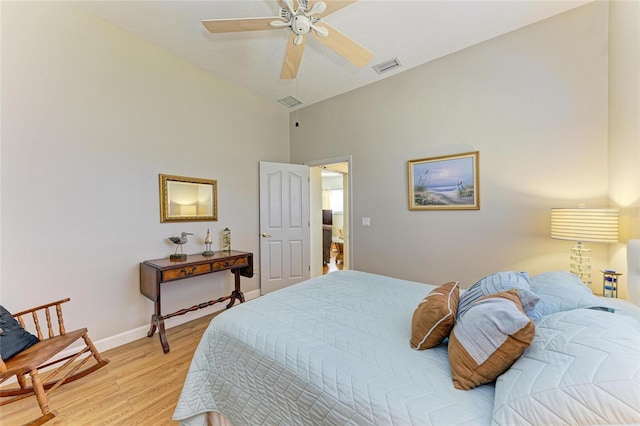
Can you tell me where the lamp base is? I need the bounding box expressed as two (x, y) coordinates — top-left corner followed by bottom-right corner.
(569, 242), (592, 286)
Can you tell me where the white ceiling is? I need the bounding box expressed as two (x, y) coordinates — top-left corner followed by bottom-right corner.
(74, 0), (590, 110)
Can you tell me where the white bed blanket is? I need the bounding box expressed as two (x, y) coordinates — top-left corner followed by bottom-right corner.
(493, 308), (640, 425)
(173, 270), (494, 425)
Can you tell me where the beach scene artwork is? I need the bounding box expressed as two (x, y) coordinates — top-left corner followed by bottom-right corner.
(409, 152), (479, 210)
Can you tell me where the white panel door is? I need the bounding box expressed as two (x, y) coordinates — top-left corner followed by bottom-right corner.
(259, 161), (310, 294)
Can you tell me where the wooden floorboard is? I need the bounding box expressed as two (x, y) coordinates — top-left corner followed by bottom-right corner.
(0, 312), (217, 426)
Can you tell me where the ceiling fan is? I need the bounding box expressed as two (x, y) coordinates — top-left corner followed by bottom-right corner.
(202, 0), (374, 79)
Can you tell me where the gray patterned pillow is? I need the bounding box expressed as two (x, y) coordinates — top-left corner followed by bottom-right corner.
(457, 271), (539, 321)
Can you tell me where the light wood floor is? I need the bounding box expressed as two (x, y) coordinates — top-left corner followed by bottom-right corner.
(0, 312), (218, 426)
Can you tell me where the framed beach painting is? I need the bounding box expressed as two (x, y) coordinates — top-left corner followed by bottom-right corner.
(408, 151), (479, 210)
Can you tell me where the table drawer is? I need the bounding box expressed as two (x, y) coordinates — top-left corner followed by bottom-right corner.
(162, 263), (211, 281)
(213, 256), (249, 271)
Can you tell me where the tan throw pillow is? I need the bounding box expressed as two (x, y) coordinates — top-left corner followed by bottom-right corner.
(448, 289), (535, 390)
(410, 281), (459, 350)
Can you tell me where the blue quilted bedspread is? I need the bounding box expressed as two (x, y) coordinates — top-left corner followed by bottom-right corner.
(173, 270), (494, 425)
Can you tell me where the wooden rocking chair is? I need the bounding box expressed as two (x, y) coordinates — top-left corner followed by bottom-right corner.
(0, 298), (109, 425)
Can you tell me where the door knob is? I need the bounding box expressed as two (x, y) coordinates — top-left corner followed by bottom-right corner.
(261, 233), (271, 237)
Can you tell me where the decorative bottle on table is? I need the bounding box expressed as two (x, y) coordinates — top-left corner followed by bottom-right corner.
(222, 228), (231, 252)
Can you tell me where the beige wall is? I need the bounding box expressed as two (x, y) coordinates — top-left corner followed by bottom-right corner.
(0, 2), (289, 344)
(291, 2), (614, 289)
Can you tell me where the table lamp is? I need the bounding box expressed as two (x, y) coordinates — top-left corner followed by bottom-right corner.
(551, 208), (619, 285)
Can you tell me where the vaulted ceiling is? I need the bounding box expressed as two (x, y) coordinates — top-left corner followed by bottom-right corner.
(75, 0), (590, 110)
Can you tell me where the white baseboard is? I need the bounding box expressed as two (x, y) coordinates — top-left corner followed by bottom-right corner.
(3, 290), (261, 384)
(93, 289), (261, 354)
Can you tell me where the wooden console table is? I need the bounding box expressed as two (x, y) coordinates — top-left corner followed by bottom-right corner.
(140, 250), (253, 353)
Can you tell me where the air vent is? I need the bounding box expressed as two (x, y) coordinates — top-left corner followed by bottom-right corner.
(372, 57), (402, 74)
(278, 96), (303, 108)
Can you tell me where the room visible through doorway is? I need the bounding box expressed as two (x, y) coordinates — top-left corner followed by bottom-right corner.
(318, 162), (349, 275)
(307, 157), (351, 277)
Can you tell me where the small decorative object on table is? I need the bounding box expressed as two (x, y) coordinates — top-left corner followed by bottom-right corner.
(168, 232), (192, 261)
(222, 227), (231, 252)
(202, 229), (214, 256)
(601, 269), (622, 298)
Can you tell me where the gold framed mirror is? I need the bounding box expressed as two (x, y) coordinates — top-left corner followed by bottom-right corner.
(159, 174), (218, 222)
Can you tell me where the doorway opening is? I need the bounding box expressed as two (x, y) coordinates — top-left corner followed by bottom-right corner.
(320, 165), (346, 275)
(306, 156), (351, 278)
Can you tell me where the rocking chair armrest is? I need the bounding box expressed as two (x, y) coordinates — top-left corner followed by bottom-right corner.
(11, 298), (71, 318)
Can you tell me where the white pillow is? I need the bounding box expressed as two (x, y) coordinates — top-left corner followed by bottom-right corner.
(528, 271), (615, 320)
(492, 308), (640, 425)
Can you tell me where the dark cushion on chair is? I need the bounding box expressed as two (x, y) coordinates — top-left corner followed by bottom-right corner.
(0, 305), (40, 361)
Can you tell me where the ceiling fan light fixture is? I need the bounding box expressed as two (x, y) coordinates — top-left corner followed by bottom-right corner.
(373, 57), (402, 74)
(278, 95), (303, 108)
(311, 24), (329, 38)
(269, 19), (289, 28)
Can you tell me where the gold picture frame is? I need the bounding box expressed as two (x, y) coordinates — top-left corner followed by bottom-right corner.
(159, 174), (218, 222)
(408, 151), (479, 210)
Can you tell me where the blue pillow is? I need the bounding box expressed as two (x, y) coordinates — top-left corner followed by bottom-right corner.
(0, 305), (40, 361)
(457, 271), (539, 321)
(528, 271), (615, 320)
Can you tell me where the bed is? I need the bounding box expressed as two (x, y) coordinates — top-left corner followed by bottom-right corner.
(174, 245), (640, 426)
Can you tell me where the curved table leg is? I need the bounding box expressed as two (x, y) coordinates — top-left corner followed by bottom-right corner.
(146, 315), (157, 337)
(226, 290), (245, 308)
(227, 271), (246, 308)
(149, 314), (170, 353)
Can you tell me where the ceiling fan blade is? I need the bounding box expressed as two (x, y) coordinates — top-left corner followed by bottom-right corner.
(202, 17), (285, 33)
(281, 34), (307, 79)
(309, 0), (356, 18)
(311, 22), (373, 67)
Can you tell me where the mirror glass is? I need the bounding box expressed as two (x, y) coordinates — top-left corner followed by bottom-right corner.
(160, 174), (218, 222)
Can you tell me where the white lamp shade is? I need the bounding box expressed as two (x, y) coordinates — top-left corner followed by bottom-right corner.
(551, 208), (619, 243)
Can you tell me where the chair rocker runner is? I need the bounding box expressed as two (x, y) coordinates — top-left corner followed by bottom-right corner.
(0, 298), (109, 425)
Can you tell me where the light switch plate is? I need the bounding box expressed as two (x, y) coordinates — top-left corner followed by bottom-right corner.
(362, 217), (371, 227)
